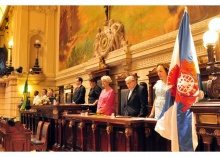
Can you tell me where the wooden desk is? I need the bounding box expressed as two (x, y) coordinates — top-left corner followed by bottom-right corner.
(20, 104), (90, 150)
(0, 120), (31, 151)
(62, 114), (146, 151)
(190, 101), (220, 151)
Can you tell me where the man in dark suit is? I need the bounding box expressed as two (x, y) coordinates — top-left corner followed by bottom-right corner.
(88, 77), (102, 112)
(72, 77), (86, 104)
(123, 75), (148, 117)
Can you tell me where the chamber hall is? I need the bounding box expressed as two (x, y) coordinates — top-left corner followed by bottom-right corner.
(0, 5), (220, 152)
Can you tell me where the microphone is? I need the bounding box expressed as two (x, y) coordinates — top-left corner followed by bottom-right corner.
(5, 118), (42, 151)
(7, 118), (15, 126)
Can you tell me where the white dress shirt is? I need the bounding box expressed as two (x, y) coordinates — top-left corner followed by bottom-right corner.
(33, 95), (39, 105)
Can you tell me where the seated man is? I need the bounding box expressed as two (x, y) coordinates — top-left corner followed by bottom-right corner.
(122, 75), (149, 117)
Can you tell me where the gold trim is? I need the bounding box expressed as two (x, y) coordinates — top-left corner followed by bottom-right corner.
(125, 128), (132, 138)
(52, 109), (58, 115)
(78, 122), (84, 129)
(92, 123), (97, 132)
(106, 125), (112, 134)
(214, 129), (220, 136)
(199, 128), (206, 135)
(145, 128), (151, 137)
(198, 114), (218, 124)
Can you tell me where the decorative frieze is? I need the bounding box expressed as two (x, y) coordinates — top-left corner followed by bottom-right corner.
(28, 6), (57, 14)
(133, 52), (171, 70)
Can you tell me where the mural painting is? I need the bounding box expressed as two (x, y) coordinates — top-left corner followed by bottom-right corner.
(59, 6), (220, 71)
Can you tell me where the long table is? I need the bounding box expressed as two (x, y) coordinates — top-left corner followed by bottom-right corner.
(61, 114), (171, 151)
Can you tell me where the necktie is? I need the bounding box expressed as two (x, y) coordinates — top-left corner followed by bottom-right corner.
(74, 87), (79, 93)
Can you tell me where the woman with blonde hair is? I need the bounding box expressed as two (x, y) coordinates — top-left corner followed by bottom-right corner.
(96, 75), (115, 116)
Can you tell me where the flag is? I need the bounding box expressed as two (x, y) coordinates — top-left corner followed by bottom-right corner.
(20, 78), (28, 110)
(155, 9), (200, 151)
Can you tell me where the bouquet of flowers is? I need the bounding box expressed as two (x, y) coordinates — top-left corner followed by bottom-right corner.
(35, 96), (51, 106)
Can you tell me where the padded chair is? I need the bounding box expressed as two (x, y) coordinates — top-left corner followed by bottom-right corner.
(31, 121), (44, 141)
(30, 122), (50, 151)
(120, 89), (129, 115)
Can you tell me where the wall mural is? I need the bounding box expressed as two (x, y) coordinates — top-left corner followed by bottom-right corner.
(59, 6), (220, 71)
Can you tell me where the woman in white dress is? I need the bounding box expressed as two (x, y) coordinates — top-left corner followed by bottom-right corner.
(148, 63), (169, 119)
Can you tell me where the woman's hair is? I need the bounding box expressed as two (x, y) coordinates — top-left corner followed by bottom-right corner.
(101, 75), (112, 83)
(157, 63), (169, 74)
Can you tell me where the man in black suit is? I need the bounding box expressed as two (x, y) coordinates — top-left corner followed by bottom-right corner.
(123, 75), (148, 117)
(72, 77), (86, 104)
(88, 77), (102, 112)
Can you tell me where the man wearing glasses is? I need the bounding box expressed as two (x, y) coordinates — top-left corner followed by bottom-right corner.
(122, 75), (148, 117)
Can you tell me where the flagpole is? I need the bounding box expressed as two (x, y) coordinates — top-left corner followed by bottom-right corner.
(19, 71), (30, 122)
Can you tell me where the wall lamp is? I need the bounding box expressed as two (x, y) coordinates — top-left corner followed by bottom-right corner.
(32, 40), (42, 74)
(203, 17), (220, 100)
(6, 40), (14, 75)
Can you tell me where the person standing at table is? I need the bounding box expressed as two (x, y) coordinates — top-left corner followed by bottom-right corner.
(41, 88), (48, 98)
(33, 90), (39, 105)
(88, 77), (102, 113)
(148, 63), (169, 119)
(96, 75), (115, 116)
(123, 75), (148, 117)
(47, 89), (55, 105)
(72, 77), (86, 104)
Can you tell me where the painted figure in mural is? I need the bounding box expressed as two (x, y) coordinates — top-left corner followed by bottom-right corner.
(163, 6), (184, 33)
(59, 9), (68, 61)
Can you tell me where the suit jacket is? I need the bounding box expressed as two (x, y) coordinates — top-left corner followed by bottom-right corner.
(123, 84), (148, 117)
(88, 85), (102, 104)
(88, 85), (102, 113)
(72, 85), (86, 104)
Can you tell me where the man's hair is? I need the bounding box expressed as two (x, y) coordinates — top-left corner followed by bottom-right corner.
(125, 75), (136, 82)
(42, 88), (47, 94)
(34, 91), (39, 95)
(76, 77), (83, 83)
(89, 77), (97, 84)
